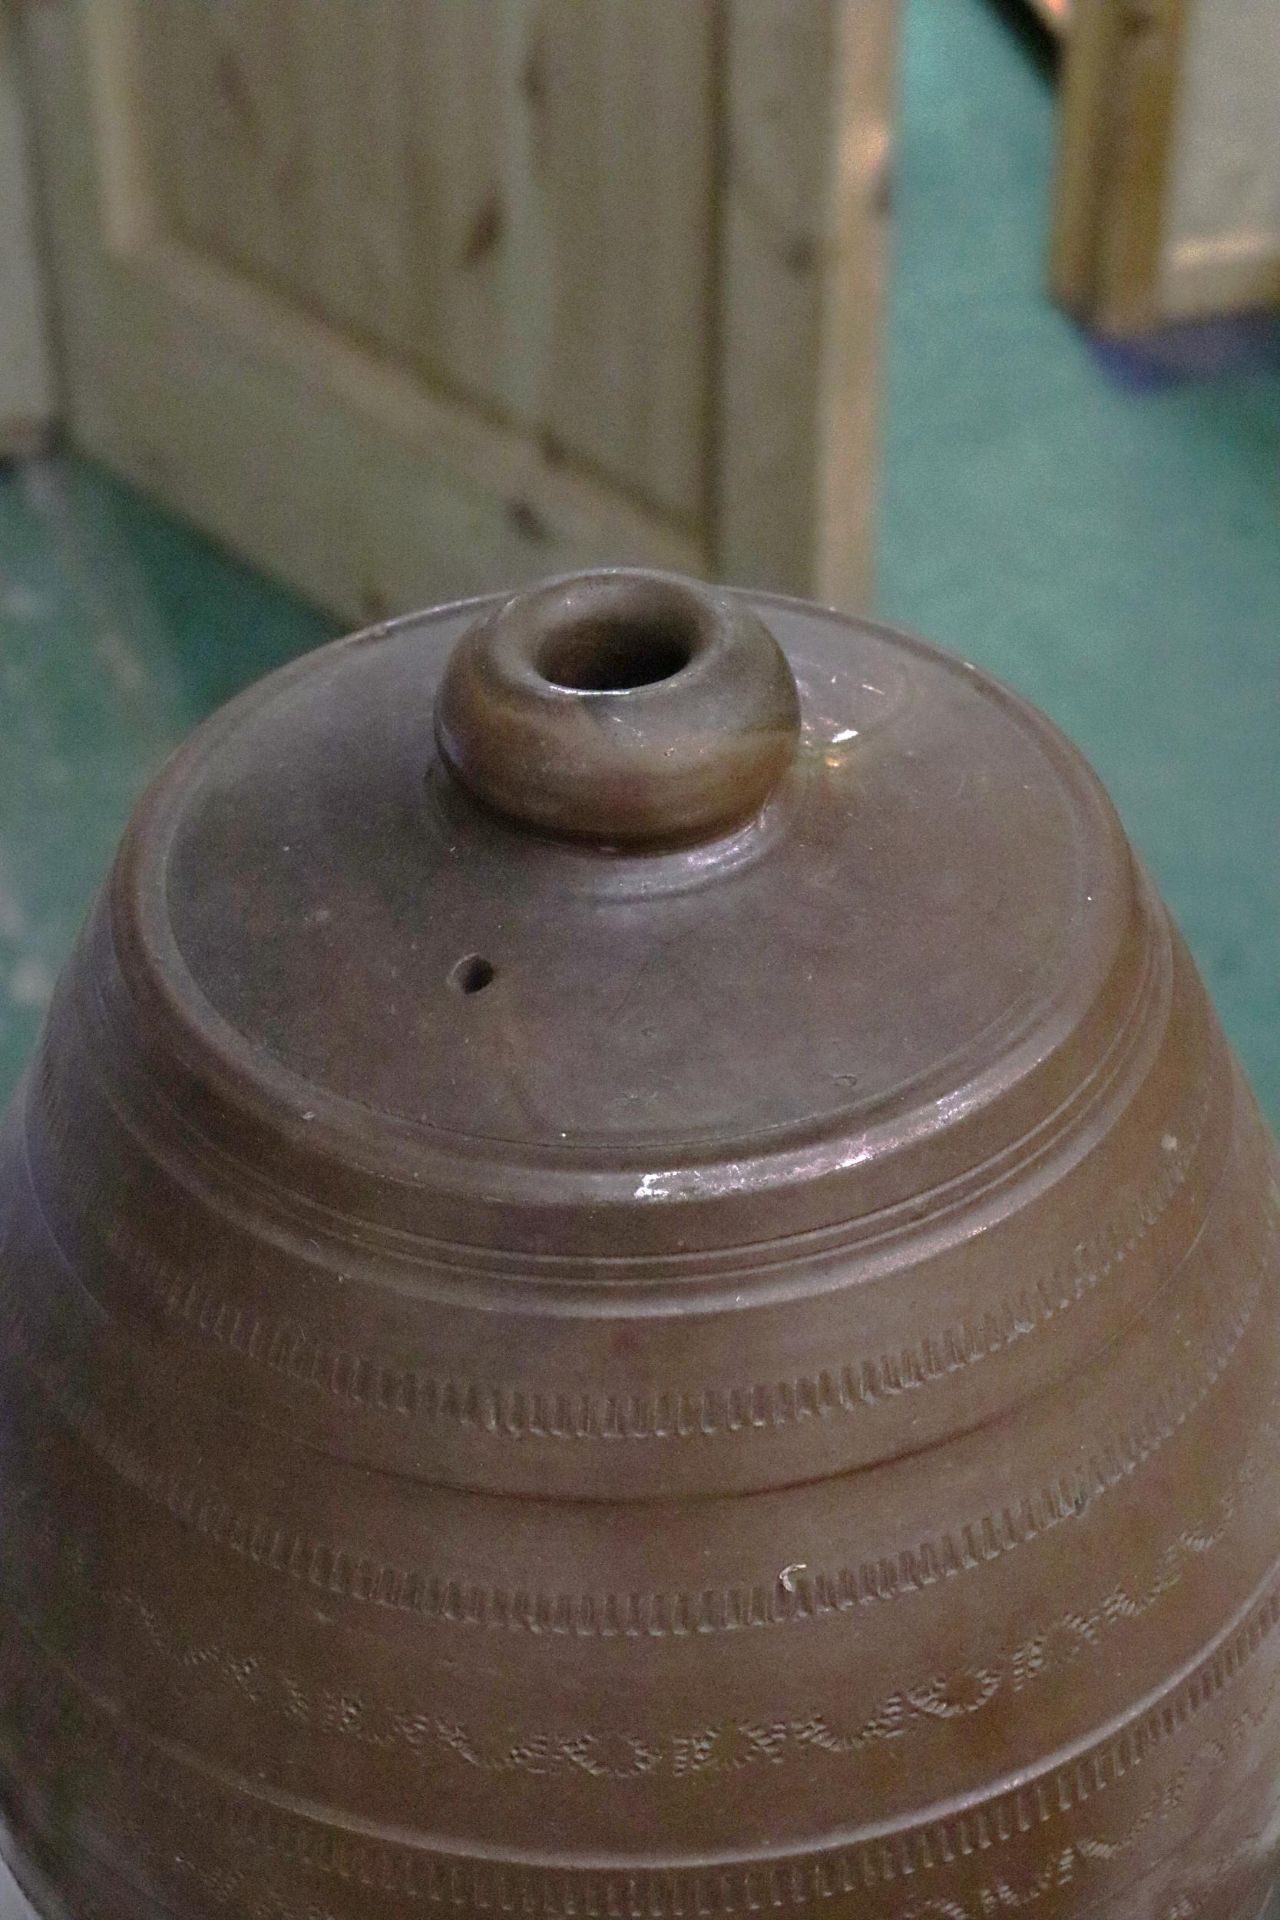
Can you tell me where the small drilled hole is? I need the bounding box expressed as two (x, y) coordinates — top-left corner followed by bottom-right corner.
(450, 954), (496, 995)
(538, 616), (694, 693)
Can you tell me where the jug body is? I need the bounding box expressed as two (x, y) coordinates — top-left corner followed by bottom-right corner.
(0, 573), (1276, 1920)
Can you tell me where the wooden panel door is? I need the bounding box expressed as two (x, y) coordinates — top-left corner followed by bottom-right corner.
(1050, 0), (1280, 334)
(20, 0), (899, 620)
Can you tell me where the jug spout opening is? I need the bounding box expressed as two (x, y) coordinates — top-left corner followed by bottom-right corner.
(434, 569), (802, 847)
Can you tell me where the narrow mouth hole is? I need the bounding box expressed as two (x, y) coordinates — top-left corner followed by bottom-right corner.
(537, 616), (695, 693)
(450, 954), (496, 995)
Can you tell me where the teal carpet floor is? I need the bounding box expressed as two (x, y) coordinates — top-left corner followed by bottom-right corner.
(879, 0), (1279, 1122)
(1, 0), (1276, 1118)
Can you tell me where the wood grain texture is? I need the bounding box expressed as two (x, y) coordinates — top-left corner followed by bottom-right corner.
(1050, 0), (1189, 334)
(716, 0), (898, 609)
(22, 0), (897, 618)
(139, 1), (304, 303)
(0, 13), (53, 456)
(1052, 0), (1280, 329)
(136, 0), (713, 526)
(810, 0), (899, 612)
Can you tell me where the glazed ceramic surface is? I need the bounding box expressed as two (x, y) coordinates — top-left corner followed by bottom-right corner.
(0, 573), (1276, 1920)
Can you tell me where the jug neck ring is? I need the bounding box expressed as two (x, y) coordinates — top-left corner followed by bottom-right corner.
(434, 570), (802, 847)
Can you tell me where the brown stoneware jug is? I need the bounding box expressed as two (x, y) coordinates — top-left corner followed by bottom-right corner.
(1, 572), (1277, 1920)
